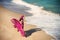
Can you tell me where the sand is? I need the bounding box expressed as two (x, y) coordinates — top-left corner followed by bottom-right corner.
(0, 5), (54, 40)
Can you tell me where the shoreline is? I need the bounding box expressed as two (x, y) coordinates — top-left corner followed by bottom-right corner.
(0, 5), (54, 40)
(0, 0), (60, 40)
(12, 0), (60, 40)
(12, 0), (59, 15)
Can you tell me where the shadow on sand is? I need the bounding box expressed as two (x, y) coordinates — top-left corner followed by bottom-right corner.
(25, 28), (41, 37)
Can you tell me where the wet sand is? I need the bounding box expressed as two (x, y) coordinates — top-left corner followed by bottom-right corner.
(0, 5), (54, 40)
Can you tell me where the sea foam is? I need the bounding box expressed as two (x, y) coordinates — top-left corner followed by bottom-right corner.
(1, 0), (60, 40)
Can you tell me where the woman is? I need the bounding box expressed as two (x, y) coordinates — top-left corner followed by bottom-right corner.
(11, 15), (25, 37)
(0, 3), (54, 40)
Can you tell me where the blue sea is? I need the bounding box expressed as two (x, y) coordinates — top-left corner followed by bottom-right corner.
(22, 0), (60, 40)
(23, 0), (60, 14)
(0, 0), (60, 40)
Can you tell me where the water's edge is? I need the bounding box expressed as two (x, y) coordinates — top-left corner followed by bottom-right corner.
(0, 0), (60, 40)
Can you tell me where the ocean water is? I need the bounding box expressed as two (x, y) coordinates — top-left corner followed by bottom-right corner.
(22, 0), (60, 40)
(23, 0), (60, 13)
(0, 0), (60, 40)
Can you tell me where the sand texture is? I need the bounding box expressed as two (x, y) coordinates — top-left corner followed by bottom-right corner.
(0, 5), (54, 40)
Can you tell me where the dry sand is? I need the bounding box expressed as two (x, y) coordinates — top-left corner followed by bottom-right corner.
(0, 5), (54, 40)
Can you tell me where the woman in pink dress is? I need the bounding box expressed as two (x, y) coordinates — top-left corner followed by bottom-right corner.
(11, 15), (25, 37)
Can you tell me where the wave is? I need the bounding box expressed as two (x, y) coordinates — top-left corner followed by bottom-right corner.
(12, 0), (60, 40)
(0, 0), (60, 40)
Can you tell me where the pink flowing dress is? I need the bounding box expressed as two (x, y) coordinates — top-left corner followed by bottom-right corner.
(11, 15), (25, 37)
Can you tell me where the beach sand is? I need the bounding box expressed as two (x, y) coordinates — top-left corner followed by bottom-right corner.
(0, 5), (54, 40)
